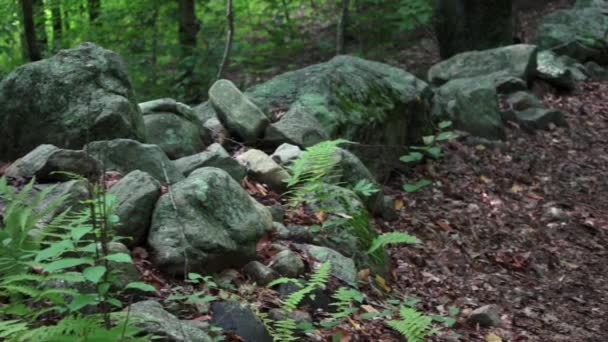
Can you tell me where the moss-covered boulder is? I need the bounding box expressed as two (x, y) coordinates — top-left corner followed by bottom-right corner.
(148, 167), (272, 275)
(4, 145), (100, 182)
(140, 98), (209, 159)
(0, 43), (145, 160)
(434, 76), (505, 140)
(243, 56), (433, 175)
(536, 6), (608, 64)
(428, 44), (538, 86)
(85, 139), (183, 184)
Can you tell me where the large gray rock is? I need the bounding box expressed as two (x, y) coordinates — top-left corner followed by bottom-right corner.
(536, 7), (608, 64)
(536, 50), (589, 90)
(143, 114), (205, 160)
(4, 145), (100, 182)
(148, 167), (272, 275)
(35, 180), (89, 222)
(210, 301), (272, 342)
(209, 79), (269, 143)
(271, 143), (302, 165)
(85, 139), (183, 184)
(295, 244), (357, 286)
(434, 0), (514, 59)
(109, 170), (161, 246)
(428, 44), (538, 86)
(434, 76), (505, 140)
(268, 249), (305, 278)
(172, 143), (245, 181)
(263, 105), (329, 147)
(0, 43), (145, 160)
(236, 149), (290, 191)
(246, 56), (433, 173)
(130, 300), (213, 342)
(141, 98), (208, 159)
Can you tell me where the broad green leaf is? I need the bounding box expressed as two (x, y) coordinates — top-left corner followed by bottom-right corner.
(67, 294), (98, 312)
(435, 131), (460, 141)
(35, 240), (73, 262)
(83, 266), (106, 283)
(43, 258), (93, 272)
(400, 152), (424, 163)
(426, 146), (442, 159)
(438, 121), (453, 129)
(104, 253), (132, 263)
(70, 226), (93, 241)
(125, 282), (157, 293)
(403, 179), (432, 193)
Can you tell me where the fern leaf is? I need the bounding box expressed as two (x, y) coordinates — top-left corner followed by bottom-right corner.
(368, 232), (421, 254)
(386, 306), (434, 342)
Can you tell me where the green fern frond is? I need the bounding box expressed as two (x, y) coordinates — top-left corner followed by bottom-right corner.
(273, 318), (299, 341)
(386, 306), (434, 342)
(368, 232), (422, 254)
(285, 139), (349, 206)
(281, 261), (331, 312)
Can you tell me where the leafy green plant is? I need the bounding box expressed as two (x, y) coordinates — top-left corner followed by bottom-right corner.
(264, 261), (332, 341)
(285, 139), (349, 207)
(401, 121), (459, 193)
(328, 287), (365, 320)
(0, 176), (152, 341)
(386, 306), (436, 342)
(0, 177), (65, 276)
(166, 272), (218, 309)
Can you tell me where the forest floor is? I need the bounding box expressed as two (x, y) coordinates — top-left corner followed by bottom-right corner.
(336, 80), (608, 342)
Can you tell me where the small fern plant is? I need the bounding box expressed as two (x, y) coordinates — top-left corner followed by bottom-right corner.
(0, 175), (153, 341)
(285, 139), (349, 207)
(264, 261), (332, 341)
(387, 306), (437, 342)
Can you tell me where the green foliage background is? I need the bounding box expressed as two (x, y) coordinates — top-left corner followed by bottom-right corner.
(0, 0), (433, 102)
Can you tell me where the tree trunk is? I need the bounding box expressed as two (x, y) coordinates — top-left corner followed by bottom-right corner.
(336, 0), (350, 55)
(33, 0), (47, 56)
(217, 0), (234, 80)
(51, 0), (62, 50)
(177, 0), (200, 102)
(21, 0), (41, 61)
(434, 0), (513, 59)
(177, 0), (199, 56)
(88, 0), (101, 24)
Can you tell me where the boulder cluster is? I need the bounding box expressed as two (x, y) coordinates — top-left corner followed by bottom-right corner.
(0, 1), (606, 339)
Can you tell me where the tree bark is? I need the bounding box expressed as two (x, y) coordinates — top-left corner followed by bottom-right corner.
(434, 0), (513, 59)
(88, 0), (101, 24)
(177, 0), (199, 56)
(33, 0), (47, 55)
(217, 0), (234, 80)
(336, 0), (350, 55)
(21, 0), (41, 61)
(51, 0), (62, 50)
(177, 0), (200, 102)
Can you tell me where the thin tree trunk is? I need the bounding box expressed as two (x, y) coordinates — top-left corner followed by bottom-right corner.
(51, 0), (62, 50)
(177, 0), (199, 56)
(177, 0), (200, 102)
(33, 0), (47, 56)
(149, 2), (160, 89)
(217, 0), (234, 80)
(336, 0), (350, 55)
(88, 0), (101, 24)
(21, 0), (41, 61)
